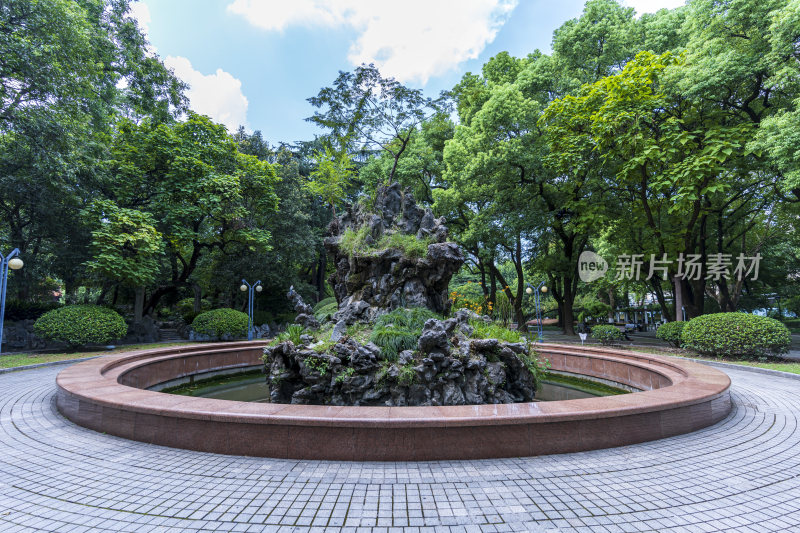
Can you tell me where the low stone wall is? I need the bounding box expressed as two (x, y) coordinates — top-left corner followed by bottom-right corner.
(3, 316), (164, 352)
(56, 342), (731, 461)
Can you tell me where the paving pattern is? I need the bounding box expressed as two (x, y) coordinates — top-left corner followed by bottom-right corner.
(1, 363), (799, 532)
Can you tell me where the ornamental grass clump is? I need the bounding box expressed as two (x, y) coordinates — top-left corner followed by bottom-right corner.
(681, 313), (790, 359)
(369, 307), (439, 360)
(33, 304), (128, 348)
(191, 308), (249, 340)
(656, 321), (687, 348)
(591, 324), (624, 346)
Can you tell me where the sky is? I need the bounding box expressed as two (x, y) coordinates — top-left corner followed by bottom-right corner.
(132, 0), (685, 145)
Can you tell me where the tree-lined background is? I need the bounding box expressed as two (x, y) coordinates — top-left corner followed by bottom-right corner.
(1, 0), (798, 334)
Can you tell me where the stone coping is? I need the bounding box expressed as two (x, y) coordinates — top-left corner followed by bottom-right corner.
(56, 341), (731, 460)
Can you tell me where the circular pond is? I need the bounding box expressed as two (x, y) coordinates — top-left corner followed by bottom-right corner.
(56, 341), (731, 461)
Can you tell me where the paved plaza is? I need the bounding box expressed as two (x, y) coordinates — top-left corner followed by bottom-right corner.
(1, 362), (799, 532)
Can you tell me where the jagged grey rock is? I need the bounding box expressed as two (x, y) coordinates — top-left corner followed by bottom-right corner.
(324, 182), (464, 322)
(264, 313), (537, 406)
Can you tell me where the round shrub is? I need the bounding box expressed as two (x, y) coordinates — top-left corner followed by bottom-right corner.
(656, 321), (687, 348)
(191, 308), (249, 340)
(681, 313), (791, 359)
(591, 324), (624, 346)
(33, 305), (128, 347)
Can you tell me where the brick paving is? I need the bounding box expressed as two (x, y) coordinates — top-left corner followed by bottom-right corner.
(1, 364), (799, 532)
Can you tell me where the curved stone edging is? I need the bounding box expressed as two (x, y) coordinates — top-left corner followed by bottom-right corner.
(55, 341), (731, 460)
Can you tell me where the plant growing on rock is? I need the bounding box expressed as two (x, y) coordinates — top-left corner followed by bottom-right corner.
(369, 307), (439, 359)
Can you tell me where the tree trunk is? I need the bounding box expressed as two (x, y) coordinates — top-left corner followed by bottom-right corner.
(316, 250), (327, 301)
(607, 288), (616, 322)
(562, 276), (576, 336)
(193, 283), (202, 313)
(134, 287), (145, 324)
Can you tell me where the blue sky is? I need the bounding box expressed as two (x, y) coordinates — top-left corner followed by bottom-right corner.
(132, 0), (682, 145)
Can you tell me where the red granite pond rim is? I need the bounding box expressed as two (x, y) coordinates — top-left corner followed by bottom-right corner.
(55, 341), (732, 460)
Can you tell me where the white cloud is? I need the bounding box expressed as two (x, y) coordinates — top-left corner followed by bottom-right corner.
(129, 1), (152, 35)
(226, 0), (518, 84)
(164, 56), (249, 131)
(623, 0), (686, 16)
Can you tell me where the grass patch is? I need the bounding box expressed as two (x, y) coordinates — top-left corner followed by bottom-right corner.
(370, 307), (440, 360)
(0, 342), (198, 370)
(340, 227), (432, 258)
(470, 320), (523, 343)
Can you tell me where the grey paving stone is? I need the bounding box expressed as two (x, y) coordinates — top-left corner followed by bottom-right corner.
(0, 364), (798, 531)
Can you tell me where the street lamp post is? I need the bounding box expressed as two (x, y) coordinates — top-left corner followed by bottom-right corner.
(525, 281), (548, 342)
(240, 279), (262, 341)
(0, 249), (24, 356)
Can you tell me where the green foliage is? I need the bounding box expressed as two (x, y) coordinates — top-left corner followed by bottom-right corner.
(340, 227), (431, 258)
(313, 297), (338, 323)
(494, 293), (513, 325)
(82, 200), (164, 287)
(312, 338), (336, 354)
(4, 300), (62, 321)
(681, 313), (791, 359)
(369, 307), (439, 359)
(304, 355), (330, 375)
(378, 232), (431, 258)
(33, 305), (128, 348)
(656, 321), (687, 348)
(176, 298), (211, 324)
(518, 351), (550, 383)
(191, 308), (249, 339)
(282, 324), (307, 345)
(591, 325), (624, 346)
(306, 144), (355, 213)
(469, 321), (523, 343)
(335, 366), (355, 384)
(398, 364), (417, 386)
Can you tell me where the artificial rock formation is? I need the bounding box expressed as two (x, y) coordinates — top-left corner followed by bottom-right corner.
(324, 182), (464, 324)
(263, 311), (538, 406)
(265, 183), (538, 406)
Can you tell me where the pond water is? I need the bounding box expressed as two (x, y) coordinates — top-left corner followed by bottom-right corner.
(170, 374), (620, 403)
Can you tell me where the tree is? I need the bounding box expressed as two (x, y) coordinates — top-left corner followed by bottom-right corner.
(307, 64), (441, 184)
(104, 113), (279, 314)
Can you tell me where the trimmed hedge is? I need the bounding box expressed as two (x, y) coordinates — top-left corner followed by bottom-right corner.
(191, 308), (249, 339)
(33, 305), (128, 347)
(591, 324), (624, 346)
(681, 313), (791, 359)
(656, 321), (687, 348)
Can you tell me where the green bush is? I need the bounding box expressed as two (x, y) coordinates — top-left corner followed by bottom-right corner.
(191, 308), (249, 339)
(591, 324), (624, 346)
(681, 313), (791, 358)
(33, 304), (128, 347)
(656, 321), (687, 348)
(370, 307), (439, 360)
